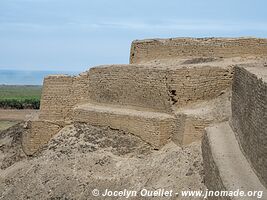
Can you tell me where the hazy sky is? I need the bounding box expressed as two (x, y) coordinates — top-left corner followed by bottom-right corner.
(0, 0), (267, 72)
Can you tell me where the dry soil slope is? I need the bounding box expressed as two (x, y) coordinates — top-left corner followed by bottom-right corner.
(0, 123), (205, 200)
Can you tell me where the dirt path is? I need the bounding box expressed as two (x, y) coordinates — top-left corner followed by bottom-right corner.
(0, 121), (18, 131)
(0, 109), (39, 121)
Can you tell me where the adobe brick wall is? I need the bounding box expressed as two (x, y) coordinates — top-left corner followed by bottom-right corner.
(39, 65), (232, 118)
(39, 75), (74, 121)
(73, 103), (179, 149)
(88, 64), (233, 112)
(174, 113), (212, 145)
(130, 37), (267, 64)
(72, 72), (90, 105)
(31, 37), (266, 154)
(22, 121), (62, 155)
(88, 65), (173, 113)
(166, 66), (233, 107)
(39, 73), (90, 121)
(231, 64), (267, 187)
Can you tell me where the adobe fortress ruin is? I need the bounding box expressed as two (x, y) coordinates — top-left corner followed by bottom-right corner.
(22, 37), (267, 199)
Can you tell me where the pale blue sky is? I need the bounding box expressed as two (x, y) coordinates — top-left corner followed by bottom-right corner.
(0, 0), (267, 72)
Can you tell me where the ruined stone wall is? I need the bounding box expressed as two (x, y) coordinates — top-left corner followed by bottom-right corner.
(39, 64), (233, 120)
(174, 114), (212, 145)
(39, 75), (74, 121)
(88, 65), (233, 113)
(72, 72), (90, 105)
(39, 73), (90, 121)
(166, 66), (233, 107)
(130, 38), (267, 64)
(73, 103), (178, 148)
(231, 65), (267, 187)
(88, 65), (173, 113)
(22, 121), (62, 155)
(21, 37), (267, 157)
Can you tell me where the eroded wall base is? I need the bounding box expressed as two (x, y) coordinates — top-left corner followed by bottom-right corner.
(73, 103), (180, 149)
(22, 121), (63, 155)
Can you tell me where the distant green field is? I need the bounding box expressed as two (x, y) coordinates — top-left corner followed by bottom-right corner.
(0, 85), (42, 100)
(0, 85), (42, 109)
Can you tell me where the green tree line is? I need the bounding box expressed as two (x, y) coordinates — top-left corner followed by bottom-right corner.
(0, 98), (40, 109)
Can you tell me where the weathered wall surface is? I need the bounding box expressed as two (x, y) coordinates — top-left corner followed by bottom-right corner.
(202, 131), (228, 200)
(39, 64), (233, 128)
(88, 65), (173, 113)
(22, 121), (62, 155)
(202, 122), (267, 200)
(166, 66), (233, 107)
(177, 114), (212, 145)
(35, 38), (266, 154)
(73, 103), (179, 148)
(72, 72), (90, 105)
(231, 65), (267, 188)
(39, 73), (90, 121)
(88, 65), (233, 113)
(130, 38), (267, 64)
(39, 75), (74, 121)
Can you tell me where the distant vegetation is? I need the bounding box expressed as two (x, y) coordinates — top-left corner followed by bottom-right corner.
(0, 85), (42, 109)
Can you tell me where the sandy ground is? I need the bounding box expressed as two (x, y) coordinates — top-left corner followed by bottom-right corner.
(0, 109), (39, 121)
(0, 124), (26, 170)
(0, 121), (18, 131)
(0, 123), (205, 200)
